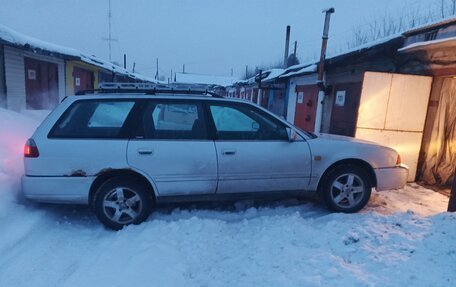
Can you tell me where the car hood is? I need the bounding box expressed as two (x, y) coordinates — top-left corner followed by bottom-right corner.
(313, 133), (381, 146)
(306, 133), (399, 168)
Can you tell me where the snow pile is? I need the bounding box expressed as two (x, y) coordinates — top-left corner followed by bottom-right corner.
(0, 107), (455, 286)
(0, 108), (41, 197)
(0, 200), (454, 287)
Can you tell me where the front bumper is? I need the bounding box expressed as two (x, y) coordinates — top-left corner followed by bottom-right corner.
(374, 165), (409, 191)
(21, 175), (95, 204)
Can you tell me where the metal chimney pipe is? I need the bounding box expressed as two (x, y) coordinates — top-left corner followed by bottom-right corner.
(317, 8), (335, 83)
(314, 7), (335, 134)
(284, 25), (291, 68)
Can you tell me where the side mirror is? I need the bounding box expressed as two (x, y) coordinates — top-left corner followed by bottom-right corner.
(286, 128), (298, 142)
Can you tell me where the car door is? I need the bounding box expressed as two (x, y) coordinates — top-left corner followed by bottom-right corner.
(127, 100), (217, 196)
(208, 101), (312, 194)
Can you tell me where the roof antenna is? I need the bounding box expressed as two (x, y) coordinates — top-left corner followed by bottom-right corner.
(102, 0), (118, 62)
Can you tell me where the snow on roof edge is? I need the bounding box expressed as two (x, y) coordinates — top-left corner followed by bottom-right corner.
(404, 16), (456, 35)
(0, 24), (80, 58)
(398, 35), (456, 52)
(279, 64), (318, 78)
(0, 24), (159, 82)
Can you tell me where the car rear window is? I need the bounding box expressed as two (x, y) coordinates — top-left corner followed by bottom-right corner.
(49, 100), (136, 139)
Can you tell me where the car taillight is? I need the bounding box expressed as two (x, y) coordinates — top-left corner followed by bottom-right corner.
(24, 139), (39, 158)
(396, 154), (401, 165)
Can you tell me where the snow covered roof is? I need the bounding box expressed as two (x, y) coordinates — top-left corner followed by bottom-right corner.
(78, 54), (131, 78)
(398, 36), (456, 52)
(260, 68), (285, 82)
(228, 68), (286, 87)
(279, 33), (402, 79)
(279, 64), (317, 78)
(0, 24), (159, 82)
(276, 18), (456, 80)
(174, 72), (238, 87)
(0, 24), (80, 58)
(404, 16), (456, 35)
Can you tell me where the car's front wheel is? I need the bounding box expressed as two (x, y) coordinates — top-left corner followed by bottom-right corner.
(94, 178), (152, 230)
(320, 165), (372, 213)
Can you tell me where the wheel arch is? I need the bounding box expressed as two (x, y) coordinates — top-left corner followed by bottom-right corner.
(317, 158), (377, 193)
(88, 168), (157, 208)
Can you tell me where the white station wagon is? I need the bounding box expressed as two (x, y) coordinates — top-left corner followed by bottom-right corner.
(22, 86), (408, 229)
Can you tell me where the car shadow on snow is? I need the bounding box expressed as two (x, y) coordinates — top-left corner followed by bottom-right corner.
(18, 194), (329, 230)
(150, 196), (329, 222)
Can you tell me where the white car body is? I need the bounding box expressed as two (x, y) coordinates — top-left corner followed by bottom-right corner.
(21, 92), (408, 228)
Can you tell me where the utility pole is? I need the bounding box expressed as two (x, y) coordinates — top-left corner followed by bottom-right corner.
(293, 40), (297, 57)
(132, 62), (136, 73)
(182, 64), (185, 73)
(102, 0), (118, 62)
(284, 25), (291, 68)
(245, 65), (248, 79)
(231, 68), (233, 77)
(123, 54), (126, 69)
(314, 7), (335, 134)
(155, 58), (159, 80)
(257, 70), (263, 106)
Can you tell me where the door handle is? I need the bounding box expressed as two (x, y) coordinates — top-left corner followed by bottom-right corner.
(138, 148), (153, 155)
(222, 149), (236, 155)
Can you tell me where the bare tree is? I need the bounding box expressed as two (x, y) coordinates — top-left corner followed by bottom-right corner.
(346, 1), (448, 49)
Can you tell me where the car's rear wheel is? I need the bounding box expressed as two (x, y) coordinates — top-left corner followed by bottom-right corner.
(320, 165), (372, 213)
(94, 178), (152, 230)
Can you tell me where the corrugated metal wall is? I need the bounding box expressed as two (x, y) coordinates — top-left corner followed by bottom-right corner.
(4, 46), (65, 111)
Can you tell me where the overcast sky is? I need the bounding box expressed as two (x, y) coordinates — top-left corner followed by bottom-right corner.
(0, 0), (442, 79)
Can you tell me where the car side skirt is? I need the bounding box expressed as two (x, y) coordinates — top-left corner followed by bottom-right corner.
(155, 190), (315, 204)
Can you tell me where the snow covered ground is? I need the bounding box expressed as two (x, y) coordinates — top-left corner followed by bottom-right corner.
(0, 108), (455, 287)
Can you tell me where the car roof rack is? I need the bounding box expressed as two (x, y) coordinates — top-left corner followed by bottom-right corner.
(75, 82), (223, 98)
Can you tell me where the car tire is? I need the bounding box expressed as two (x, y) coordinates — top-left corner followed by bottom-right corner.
(94, 177), (152, 230)
(320, 164), (372, 213)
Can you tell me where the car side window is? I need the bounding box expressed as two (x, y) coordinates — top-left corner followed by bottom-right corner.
(49, 100), (135, 138)
(209, 104), (288, 141)
(142, 102), (208, 140)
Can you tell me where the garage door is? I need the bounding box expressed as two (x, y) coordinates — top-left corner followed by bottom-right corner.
(24, 57), (59, 110)
(294, 84), (318, 132)
(355, 72), (432, 181)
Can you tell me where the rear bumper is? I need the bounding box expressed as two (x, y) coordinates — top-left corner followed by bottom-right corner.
(374, 165), (409, 191)
(21, 175), (95, 204)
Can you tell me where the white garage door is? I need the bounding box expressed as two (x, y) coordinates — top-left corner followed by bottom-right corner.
(356, 71), (432, 181)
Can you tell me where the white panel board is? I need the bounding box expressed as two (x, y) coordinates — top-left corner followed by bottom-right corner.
(357, 72), (392, 129)
(385, 74), (432, 131)
(356, 128), (423, 181)
(356, 72), (432, 183)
